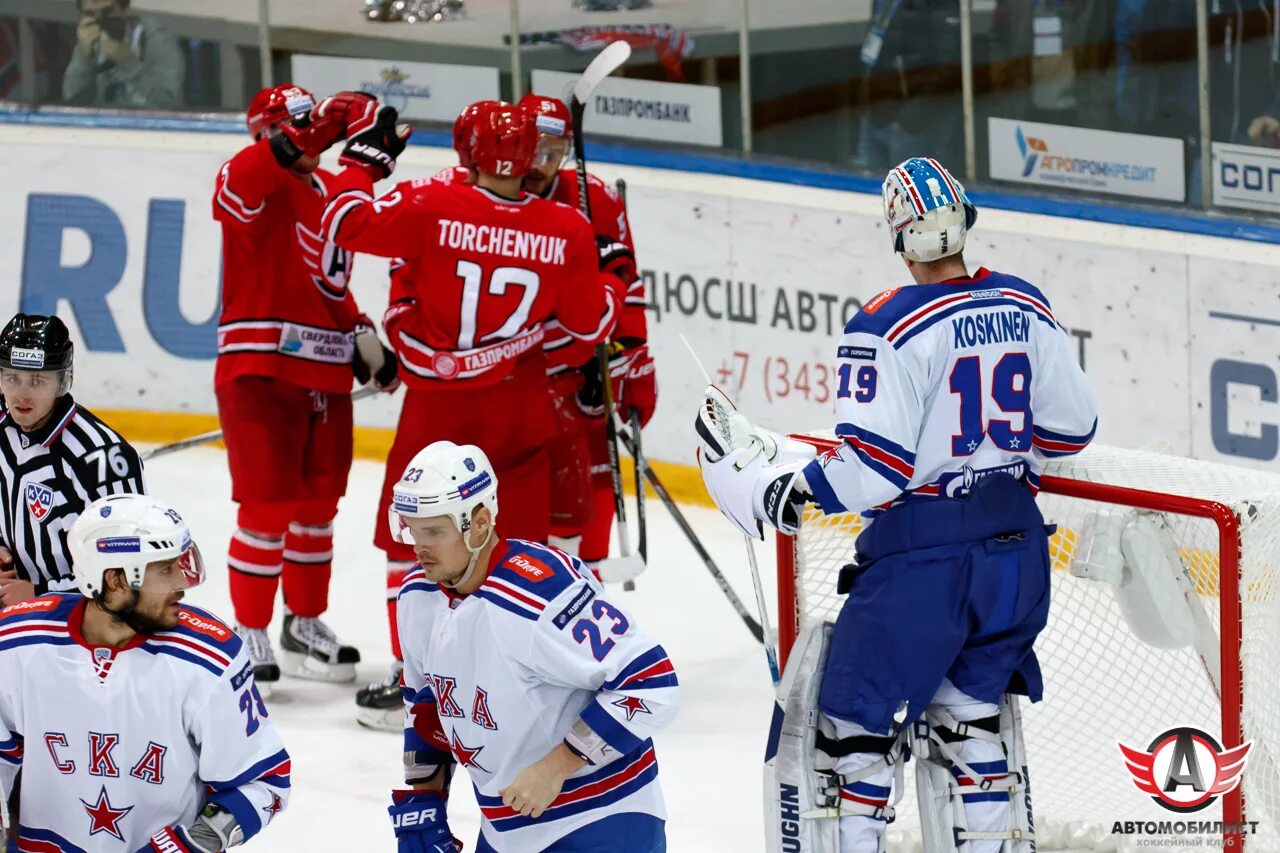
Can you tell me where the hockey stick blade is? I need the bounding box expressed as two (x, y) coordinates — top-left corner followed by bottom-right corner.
(572, 41), (632, 107)
(595, 554), (647, 584)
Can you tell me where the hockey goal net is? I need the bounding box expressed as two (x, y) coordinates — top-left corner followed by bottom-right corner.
(776, 439), (1280, 851)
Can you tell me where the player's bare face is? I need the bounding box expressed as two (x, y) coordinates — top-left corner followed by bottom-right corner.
(1, 369), (60, 431)
(405, 517), (472, 584)
(523, 136), (570, 196)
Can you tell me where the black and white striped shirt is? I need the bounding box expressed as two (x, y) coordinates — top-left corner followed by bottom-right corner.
(0, 396), (145, 593)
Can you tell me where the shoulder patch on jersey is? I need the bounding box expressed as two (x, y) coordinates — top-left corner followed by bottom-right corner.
(479, 540), (586, 620)
(863, 288), (901, 315)
(837, 345), (877, 361)
(174, 608), (235, 645)
(551, 583), (597, 631)
(507, 551), (555, 584)
(0, 596), (62, 620)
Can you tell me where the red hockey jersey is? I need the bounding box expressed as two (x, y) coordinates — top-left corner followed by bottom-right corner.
(322, 170), (619, 389)
(212, 139), (364, 393)
(545, 169), (648, 360)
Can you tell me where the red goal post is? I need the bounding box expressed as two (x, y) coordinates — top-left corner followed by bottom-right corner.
(775, 436), (1280, 849)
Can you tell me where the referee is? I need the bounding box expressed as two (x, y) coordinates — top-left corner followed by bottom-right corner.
(0, 313), (145, 606)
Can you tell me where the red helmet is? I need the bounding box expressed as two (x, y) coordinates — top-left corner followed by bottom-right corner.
(468, 103), (538, 177)
(453, 99), (505, 168)
(516, 94), (572, 139)
(246, 84), (316, 140)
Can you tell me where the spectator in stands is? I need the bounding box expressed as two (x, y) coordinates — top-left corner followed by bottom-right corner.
(62, 0), (183, 109)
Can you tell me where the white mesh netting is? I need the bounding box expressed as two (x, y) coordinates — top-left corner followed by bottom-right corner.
(782, 443), (1280, 851)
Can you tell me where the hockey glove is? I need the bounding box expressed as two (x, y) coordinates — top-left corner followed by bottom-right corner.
(389, 790), (462, 853)
(596, 235), (637, 284)
(616, 343), (657, 427)
(264, 92), (374, 169)
(340, 105), (412, 180)
(574, 343), (626, 419)
(139, 804), (244, 853)
(353, 314), (400, 392)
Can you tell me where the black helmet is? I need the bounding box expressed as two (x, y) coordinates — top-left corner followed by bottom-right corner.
(0, 314), (74, 373)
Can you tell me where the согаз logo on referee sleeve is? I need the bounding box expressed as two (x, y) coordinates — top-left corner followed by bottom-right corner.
(1118, 726), (1252, 813)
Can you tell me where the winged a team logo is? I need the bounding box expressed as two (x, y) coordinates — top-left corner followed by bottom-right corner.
(1119, 726), (1252, 813)
(25, 483), (53, 521)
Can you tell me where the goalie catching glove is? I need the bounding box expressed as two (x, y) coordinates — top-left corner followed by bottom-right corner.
(694, 385), (816, 539)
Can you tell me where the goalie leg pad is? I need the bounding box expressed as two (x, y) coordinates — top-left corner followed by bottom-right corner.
(915, 681), (1035, 853)
(764, 623), (906, 853)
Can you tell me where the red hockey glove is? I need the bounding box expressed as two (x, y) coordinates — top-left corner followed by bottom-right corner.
(596, 235), (637, 284)
(616, 343), (657, 427)
(267, 92), (379, 168)
(340, 105), (412, 180)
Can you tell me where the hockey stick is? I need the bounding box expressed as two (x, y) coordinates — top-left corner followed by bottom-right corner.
(569, 41), (645, 586)
(615, 177), (647, 591)
(617, 427), (765, 644)
(683, 334), (781, 684)
(141, 384), (381, 462)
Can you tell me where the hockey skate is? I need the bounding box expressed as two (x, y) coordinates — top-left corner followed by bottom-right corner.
(279, 614), (360, 682)
(355, 660), (405, 731)
(234, 625), (281, 696)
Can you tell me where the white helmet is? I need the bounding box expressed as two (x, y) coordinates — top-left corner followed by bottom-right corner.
(68, 494), (205, 599)
(882, 157), (978, 262)
(389, 441), (498, 587)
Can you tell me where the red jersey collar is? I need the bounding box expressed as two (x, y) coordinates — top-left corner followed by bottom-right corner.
(68, 598), (147, 653)
(438, 537), (510, 604)
(939, 266), (992, 285)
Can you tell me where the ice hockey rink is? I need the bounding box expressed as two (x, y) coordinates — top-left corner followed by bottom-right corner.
(142, 447), (780, 851)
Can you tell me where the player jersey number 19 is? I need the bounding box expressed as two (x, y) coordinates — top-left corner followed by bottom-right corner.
(949, 353), (1033, 456)
(454, 260), (541, 350)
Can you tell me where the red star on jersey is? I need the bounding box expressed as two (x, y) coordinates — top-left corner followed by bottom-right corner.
(81, 785), (133, 841)
(450, 730), (489, 772)
(612, 695), (651, 721)
(263, 793), (284, 818)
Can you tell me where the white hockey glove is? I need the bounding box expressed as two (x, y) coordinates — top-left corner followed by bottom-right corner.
(694, 385), (816, 539)
(141, 804), (243, 853)
(354, 314), (400, 392)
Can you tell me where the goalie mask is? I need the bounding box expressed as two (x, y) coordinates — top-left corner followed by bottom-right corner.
(69, 494), (205, 599)
(882, 157), (977, 262)
(389, 441), (498, 588)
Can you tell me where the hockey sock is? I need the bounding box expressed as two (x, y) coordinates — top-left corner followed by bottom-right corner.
(386, 559), (415, 660)
(579, 486), (616, 564)
(282, 504), (335, 617)
(228, 504), (290, 629)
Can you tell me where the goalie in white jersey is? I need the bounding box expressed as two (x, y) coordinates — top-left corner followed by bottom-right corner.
(388, 441), (678, 853)
(697, 158), (1097, 852)
(0, 494), (289, 851)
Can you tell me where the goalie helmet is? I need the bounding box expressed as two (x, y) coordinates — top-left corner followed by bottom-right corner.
(468, 102), (538, 178)
(68, 495), (205, 599)
(246, 83), (316, 140)
(882, 157), (977, 262)
(453, 99), (505, 169)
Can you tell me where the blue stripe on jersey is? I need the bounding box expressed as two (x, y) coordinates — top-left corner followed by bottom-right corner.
(840, 440), (911, 491)
(581, 700), (647, 756)
(18, 825), (89, 853)
(473, 590), (540, 621)
(891, 297), (1056, 350)
(475, 745), (660, 832)
(212, 787), (263, 840)
(142, 643), (224, 676)
(836, 423), (917, 466)
(845, 272), (1056, 338)
(601, 646), (668, 692)
(0, 635), (74, 654)
(207, 748), (291, 790)
(1032, 419), (1097, 457)
(488, 540), (581, 603)
(401, 579), (437, 596)
(802, 459), (849, 514)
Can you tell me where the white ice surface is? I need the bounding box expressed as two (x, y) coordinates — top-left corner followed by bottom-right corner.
(142, 448), (779, 852)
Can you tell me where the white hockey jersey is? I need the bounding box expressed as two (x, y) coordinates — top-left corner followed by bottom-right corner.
(0, 594), (289, 851)
(398, 538), (679, 852)
(803, 267), (1097, 516)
